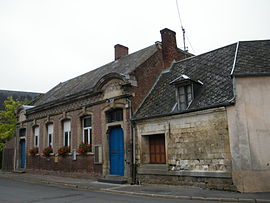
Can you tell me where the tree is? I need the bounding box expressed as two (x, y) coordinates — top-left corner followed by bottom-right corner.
(0, 97), (27, 151)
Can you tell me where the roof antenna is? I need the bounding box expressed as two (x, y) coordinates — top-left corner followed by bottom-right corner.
(176, 0), (188, 52)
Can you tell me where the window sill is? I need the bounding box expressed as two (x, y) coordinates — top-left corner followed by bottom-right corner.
(78, 152), (94, 156)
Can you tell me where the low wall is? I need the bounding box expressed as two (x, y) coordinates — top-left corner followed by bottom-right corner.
(137, 173), (235, 191)
(26, 154), (102, 178)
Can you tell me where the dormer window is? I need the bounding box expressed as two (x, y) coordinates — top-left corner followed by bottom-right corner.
(170, 74), (203, 111)
(178, 84), (193, 110)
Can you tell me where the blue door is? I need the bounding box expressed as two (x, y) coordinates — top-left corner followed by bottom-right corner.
(20, 139), (26, 168)
(109, 127), (124, 176)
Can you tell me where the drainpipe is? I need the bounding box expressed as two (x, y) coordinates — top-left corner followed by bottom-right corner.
(126, 98), (136, 184)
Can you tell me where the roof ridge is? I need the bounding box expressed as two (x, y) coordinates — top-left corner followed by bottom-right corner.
(0, 89), (41, 94)
(238, 39), (270, 43)
(57, 44), (157, 86)
(172, 42), (238, 67)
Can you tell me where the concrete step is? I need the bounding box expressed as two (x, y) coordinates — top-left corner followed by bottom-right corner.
(138, 164), (168, 175)
(98, 175), (127, 184)
(13, 170), (26, 173)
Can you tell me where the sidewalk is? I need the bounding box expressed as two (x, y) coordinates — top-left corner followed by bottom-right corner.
(0, 171), (270, 203)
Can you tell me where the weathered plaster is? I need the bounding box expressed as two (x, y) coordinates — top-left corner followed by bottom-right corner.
(227, 76), (270, 192)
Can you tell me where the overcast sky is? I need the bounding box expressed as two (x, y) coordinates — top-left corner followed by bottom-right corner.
(0, 0), (269, 93)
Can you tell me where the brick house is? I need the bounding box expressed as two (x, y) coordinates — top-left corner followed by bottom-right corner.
(15, 28), (191, 181)
(133, 40), (270, 192)
(1, 90), (40, 171)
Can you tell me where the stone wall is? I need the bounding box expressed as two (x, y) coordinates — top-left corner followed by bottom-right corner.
(135, 107), (234, 190)
(167, 109), (231, 172)
(137, 174), (235, 191)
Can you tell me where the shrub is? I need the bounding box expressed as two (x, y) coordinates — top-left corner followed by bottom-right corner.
(78, 142), (92, 155)
(43, 146), (53, 157)
(57, 146), (70, 156)
(29, 147), (39, 157)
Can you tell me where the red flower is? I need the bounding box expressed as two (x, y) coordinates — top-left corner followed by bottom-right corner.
(57, 146), (70, 156)
(43, 146), (53, 157)
(78, 142), (92, 155)
(29, 147), (39, 157)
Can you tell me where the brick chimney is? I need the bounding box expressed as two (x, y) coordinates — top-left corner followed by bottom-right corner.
(114, 44), (129, 60)
(160, 28), (177, 68)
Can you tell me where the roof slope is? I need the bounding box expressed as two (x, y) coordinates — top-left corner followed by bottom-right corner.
(233, 40), (270, 76)
(134, 43), (237, 120)
(134, 39), (270, 120)
(34, 44), (159, 106)
(0, 90), (41, 110)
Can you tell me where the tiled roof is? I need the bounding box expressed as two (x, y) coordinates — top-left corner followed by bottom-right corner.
(233, 40), (270, 76)
(34, 44), (159, 106)
(134, 40), (270, 120)
(0, 90), (41, 110)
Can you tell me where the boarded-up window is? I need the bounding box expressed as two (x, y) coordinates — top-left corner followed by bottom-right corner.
(149, 134), (166, 164)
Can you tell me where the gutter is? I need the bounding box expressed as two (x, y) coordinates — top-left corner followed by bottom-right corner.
(233, 72), (270, 77)
(132, 101), (235, 122)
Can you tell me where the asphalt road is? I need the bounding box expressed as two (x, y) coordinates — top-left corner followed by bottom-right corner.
(0, 177), (222, 203)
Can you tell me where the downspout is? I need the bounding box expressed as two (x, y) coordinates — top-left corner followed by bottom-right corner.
(14, 127), (17, 171)
(127, 98), (136, 184)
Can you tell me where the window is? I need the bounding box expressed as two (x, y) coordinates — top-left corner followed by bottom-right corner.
(149, 134), (166, 164)
(82, 116), (92, 144)
(106, 108), (123, 123)
(63, 120), (71, 147)
(178, 84), (193, 110)
(47, 124), (53, 147)
(19, 128), (26, 137)
(34, 126), (39, 147)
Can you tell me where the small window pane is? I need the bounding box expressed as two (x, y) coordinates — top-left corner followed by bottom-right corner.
(64, 132), (69, 146)
(178, 85), (193, 110)
(19, 129), (26, 137)
(84, 129), (89, 143)
(180, 95), (185, 103)
(106, 108), (123, 123)
(180, 103), (186, 110)
(35, 136), (38, 147)
(187, 85), (191, 94)
(179, 87), (185, 94)
(83, 117), (91, 127)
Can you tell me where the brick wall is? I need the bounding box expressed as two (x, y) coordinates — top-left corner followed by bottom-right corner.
(27, 155), (102, 177)
(132, 46), (190, 113)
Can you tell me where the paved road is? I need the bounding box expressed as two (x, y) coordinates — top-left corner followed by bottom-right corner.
(0, 177), (221, 203)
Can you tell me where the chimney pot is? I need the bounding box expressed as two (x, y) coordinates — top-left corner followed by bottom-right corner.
(114, 44), (129, 60)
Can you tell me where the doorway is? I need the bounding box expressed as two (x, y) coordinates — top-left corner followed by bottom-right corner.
(20, 139), (26, 168)
(109, 127), (124, 176)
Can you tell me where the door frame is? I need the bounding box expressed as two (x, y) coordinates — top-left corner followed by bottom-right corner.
(19, 138), (26, 169)
(109, 126), (124, 176)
